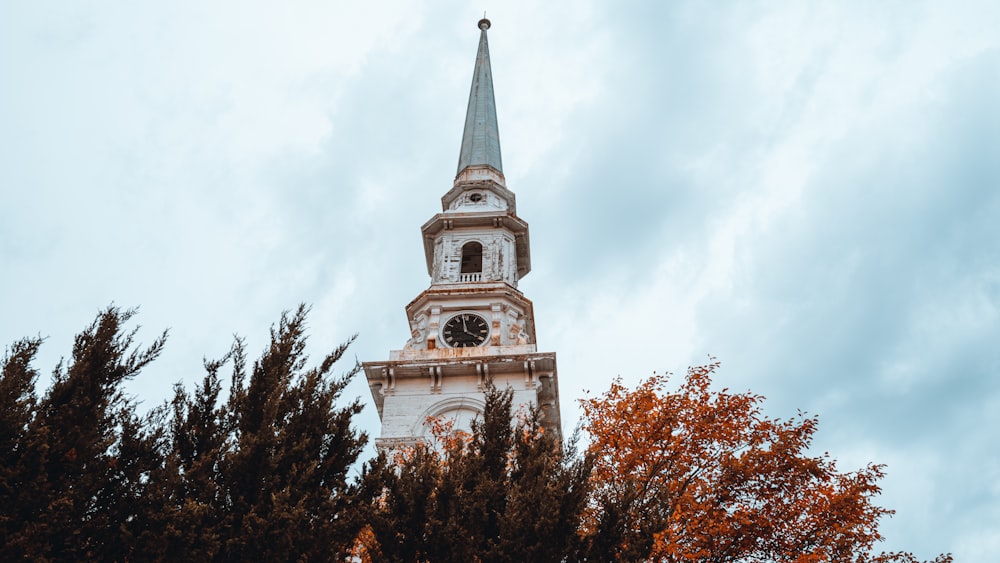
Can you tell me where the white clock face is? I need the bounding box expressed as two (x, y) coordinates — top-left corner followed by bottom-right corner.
(442, 313), (489, 347)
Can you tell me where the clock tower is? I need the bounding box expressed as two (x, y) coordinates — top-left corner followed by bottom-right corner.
(363, 19), (561, 450)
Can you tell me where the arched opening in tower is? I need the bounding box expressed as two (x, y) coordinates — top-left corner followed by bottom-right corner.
(460, 241), (483, 273)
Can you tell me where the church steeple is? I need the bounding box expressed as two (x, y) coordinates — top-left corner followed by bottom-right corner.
(363, 19), (561, 452)
(456, 18), (504, 184)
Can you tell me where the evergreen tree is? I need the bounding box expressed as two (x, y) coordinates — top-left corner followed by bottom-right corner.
(1, 305), (371, 562)
(140, 305), (370, 561)
(0, 336), (43, 557)
(0, 307), (166, 560)
(360, 383), (593, 563)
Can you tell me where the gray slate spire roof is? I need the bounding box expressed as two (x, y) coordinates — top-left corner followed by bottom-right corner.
(457, 18), (503, 177)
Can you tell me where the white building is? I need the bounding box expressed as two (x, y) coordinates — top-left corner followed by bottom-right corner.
(362, 18), (561, 451)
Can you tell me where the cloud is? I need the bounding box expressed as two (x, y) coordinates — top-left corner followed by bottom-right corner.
(2, 1), (999, 560)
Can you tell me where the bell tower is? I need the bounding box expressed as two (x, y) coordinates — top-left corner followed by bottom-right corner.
(363, 19), (560, 450)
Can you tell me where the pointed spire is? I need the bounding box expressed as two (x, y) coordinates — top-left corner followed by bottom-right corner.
(456, 18), (504, 183)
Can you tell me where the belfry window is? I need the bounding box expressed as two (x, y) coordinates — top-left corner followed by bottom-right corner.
(460, 241), (483, 273)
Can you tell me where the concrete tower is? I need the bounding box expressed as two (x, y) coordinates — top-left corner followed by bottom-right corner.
(363, 19), (560, 450)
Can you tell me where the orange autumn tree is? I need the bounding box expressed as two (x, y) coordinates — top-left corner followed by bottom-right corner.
(580, 360), (951, 563)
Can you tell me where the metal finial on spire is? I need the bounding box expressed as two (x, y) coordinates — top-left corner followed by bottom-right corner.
(457, 17), (502, 179)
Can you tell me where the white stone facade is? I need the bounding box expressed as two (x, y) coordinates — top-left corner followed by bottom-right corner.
(362, 21), (560, 451)
(362, 180), (561, 449)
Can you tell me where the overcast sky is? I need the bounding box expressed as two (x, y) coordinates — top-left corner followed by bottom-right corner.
(2, 1), (998, 559)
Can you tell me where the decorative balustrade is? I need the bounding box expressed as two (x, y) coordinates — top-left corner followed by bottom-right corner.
(459, 272), (482, 282)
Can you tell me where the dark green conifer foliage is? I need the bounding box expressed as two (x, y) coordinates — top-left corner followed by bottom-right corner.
(0, 337), (43, 556)
(140, 304), (370, 561)
(1, 305), (370, 562)
(0, 307), (166, 561)
(216, 305), (368, 560)
(137, 351), (231, 560)
(363, 383), (592, 563)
